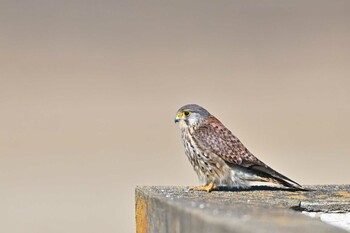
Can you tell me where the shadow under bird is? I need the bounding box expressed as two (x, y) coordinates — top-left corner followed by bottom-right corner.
(174, 104), (307, 192)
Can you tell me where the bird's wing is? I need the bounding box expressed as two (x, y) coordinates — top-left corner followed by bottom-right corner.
(192, 116), (303, 189)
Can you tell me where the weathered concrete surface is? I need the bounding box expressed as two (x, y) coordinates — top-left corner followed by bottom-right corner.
(136, 185), (350, 233)
(303, 212), (350, 232)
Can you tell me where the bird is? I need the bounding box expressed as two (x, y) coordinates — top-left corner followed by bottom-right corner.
(174, 104), (306, 192)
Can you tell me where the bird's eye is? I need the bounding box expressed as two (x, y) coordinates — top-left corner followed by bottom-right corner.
(183, 111), (191, 117)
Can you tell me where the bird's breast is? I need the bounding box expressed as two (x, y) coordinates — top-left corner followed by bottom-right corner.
(180, 129), (230, 185)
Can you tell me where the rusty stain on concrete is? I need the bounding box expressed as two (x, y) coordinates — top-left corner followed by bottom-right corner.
(286, 193), (307, 200)
(335, 191), (350, 198)
(136, 195), (148, 233)
(315, 194), (330, 199)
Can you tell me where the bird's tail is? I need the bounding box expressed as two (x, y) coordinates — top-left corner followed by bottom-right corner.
(239, 164), (311, 191)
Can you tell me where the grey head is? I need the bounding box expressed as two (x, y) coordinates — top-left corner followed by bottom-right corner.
(174, 104), (211, 128)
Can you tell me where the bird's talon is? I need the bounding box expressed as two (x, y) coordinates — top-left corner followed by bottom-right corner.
(186, 184), (216, 192)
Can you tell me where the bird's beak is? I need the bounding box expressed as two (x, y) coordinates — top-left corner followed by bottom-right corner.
(175, 113), (182, 123)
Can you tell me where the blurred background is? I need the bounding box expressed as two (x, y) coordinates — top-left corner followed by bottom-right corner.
(1, 0), (350, 232)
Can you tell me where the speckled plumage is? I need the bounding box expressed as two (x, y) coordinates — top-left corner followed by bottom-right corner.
(175, 104), (305, 191)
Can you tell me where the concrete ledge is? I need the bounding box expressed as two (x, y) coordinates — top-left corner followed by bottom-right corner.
(135, 185), (350, 233)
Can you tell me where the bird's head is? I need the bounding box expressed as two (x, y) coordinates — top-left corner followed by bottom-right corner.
(175, 104), (210, 129)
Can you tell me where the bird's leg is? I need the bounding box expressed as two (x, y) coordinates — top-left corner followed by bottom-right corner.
(187, 183), (216, 192)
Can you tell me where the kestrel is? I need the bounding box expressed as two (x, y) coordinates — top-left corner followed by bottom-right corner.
(175, 104), (306, 192)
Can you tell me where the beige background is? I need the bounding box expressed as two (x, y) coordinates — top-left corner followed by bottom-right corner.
(1, 1), (350, 232)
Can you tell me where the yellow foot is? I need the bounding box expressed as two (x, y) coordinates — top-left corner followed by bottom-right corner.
(187, 183), (216, 192)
